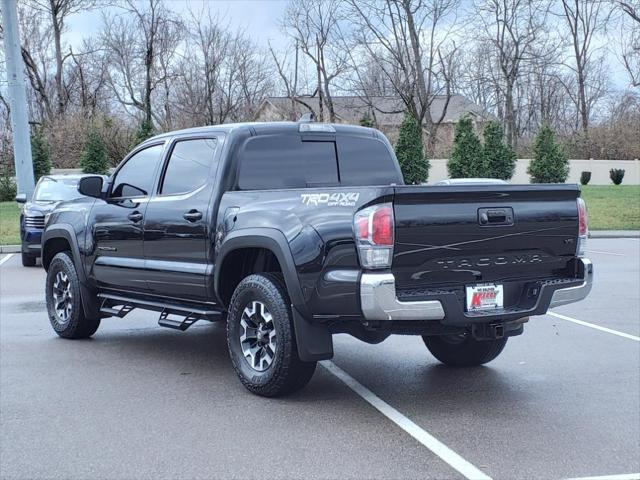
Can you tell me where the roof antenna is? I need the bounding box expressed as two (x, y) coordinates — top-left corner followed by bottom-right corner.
(298, 112), (315, 123)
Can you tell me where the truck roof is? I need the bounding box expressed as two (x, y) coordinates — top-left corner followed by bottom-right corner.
(145, 122), (377, 142)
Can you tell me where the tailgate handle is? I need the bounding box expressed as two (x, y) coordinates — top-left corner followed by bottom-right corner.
(479, 208), (514, 226)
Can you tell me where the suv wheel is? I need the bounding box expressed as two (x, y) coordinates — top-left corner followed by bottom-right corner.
(21, 252), (36, 267)
(227, 273), (316, 397)
(45, 251), (100, 338)
(422, 333), (507, 367)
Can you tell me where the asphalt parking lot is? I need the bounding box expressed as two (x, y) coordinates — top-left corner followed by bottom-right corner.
(1, 238), (639, 480)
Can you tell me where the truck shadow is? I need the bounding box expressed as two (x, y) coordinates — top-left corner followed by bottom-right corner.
(81, 320), (340, 402)
(79, 319), (532, 408)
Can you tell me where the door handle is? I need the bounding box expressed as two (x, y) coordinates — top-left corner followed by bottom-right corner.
(183, 210), (203, 222)
(128, 211), (143, 222)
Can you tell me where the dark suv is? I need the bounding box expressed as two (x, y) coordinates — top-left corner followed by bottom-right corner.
(17, 174), (92, 266)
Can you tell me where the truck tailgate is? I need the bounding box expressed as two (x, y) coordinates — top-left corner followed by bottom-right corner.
(392, 184), (581, 291)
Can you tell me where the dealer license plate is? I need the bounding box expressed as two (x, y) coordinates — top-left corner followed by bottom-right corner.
(466, 284), (504, 311)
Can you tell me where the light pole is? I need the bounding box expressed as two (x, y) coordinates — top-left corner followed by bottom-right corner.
(1, 0), (35, 199)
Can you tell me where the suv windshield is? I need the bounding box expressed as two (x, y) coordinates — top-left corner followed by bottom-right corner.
(34, 177), (82, 202)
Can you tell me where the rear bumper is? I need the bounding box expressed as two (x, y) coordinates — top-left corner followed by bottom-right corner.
(360, 258), (593, 323)
(548, 258), (593, 308)
(360, 273), (445, 321)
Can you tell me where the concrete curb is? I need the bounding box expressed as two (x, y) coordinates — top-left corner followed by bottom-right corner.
(590, 230), (640, 238)
(0, 245), (21, 253)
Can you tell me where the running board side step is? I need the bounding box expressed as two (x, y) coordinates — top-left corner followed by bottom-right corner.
(158, 311), (200, 331)
(98, 293), (223, 331)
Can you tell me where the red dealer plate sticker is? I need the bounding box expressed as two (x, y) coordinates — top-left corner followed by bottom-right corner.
(466, 284), (504, 311)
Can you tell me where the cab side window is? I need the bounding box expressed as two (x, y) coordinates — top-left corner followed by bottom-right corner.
(160, 138), (219, 195)
(111, 144), (164, 198)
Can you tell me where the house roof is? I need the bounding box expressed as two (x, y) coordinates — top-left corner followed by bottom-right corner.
(257, 95), (494, 125)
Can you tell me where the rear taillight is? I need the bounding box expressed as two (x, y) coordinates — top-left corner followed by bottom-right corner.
(354, 203), (394, 269)
(577, 197), (588, 256)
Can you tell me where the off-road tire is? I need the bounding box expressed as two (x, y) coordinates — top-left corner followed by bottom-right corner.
(21, 252), (36, 267)
(227, 273), (317, 397)
(423, 333), (507, 367)
(46, 251), (100, 339)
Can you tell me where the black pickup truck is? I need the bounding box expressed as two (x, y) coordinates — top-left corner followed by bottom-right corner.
(41, 122), (592, 396)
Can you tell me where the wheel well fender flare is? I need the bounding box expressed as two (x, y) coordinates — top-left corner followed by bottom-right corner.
(215, 227), (332, 362)
(215, 228), (307, 315)
(41, 224), (85, 281)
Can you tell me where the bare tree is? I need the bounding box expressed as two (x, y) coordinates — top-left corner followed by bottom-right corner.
(617, 0), (640, 20)
(4, 3), (110, 122)
(66, 39), (110, 115)
(26, 0), (102, 116)
(347, 0), (459, 154)
(169, 9), (272, 127)
(101, 0), (182, 127)
(476, 0), (549, 148)
(528, 54), (576, 133)
(269, 41), (318, 120)
(339, 49), (400, 127)
(559, 0), (608, 131)
(616, 0), (640, 86)
(453, 40), (501, 117)
(232, 36), (273, 121)
(282, 0), (349, 122)
(184, 9), (230, 125)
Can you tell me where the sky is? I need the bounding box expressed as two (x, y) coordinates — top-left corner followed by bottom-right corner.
(66, 0), (291, 51)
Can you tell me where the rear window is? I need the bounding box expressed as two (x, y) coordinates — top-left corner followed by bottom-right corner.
(238, 135), (338, 190)
(337, 136), (402, 186)
(236, 133), (401, 190)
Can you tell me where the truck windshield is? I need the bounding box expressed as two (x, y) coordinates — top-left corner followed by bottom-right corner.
(34, 177), (82, 202)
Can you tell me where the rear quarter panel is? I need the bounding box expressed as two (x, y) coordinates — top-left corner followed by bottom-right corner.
(216, 187), (392, 316)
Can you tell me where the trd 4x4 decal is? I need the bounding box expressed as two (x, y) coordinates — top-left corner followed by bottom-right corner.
(300, 192), (360, 207)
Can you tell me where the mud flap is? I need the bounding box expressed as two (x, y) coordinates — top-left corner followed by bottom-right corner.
(80, 281), (102, 320)
(292, 306), (334, 361)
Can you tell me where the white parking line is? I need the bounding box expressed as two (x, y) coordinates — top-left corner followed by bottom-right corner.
(585, 249), (626, 256)
(321, 360), (492, 480)
(548, 311), (640, 342)
(0, 254), (14, 266)
(563, 473), (640, 480)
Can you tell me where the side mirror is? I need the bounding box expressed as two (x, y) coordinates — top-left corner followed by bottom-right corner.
(78, 176), (104, 199)
(15, 193), (27, 204)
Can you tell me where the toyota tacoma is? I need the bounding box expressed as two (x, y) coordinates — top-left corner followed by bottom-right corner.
(41, 122), (593, 396)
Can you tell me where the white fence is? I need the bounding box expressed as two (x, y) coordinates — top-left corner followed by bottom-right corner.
(429, 158), (640, 185)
